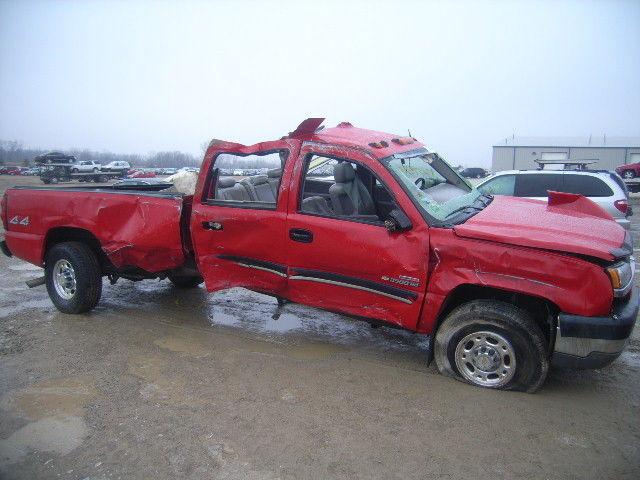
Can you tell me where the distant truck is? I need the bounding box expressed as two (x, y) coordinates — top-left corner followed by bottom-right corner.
(1, 118), (637, 392)
(38, 164), (124, 184)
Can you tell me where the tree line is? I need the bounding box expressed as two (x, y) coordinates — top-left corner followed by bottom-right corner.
(0, 140), (202, 168)
(0, 140), (283, 169)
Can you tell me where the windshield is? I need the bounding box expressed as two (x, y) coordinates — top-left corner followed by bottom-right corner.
(383, 149), (488, 223)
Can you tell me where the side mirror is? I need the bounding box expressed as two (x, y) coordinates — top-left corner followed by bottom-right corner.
(384, 209), (412, 232)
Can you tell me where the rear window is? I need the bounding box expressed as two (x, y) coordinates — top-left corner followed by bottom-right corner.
(562, 175), (614, 197)
(515, 174), (563, 197)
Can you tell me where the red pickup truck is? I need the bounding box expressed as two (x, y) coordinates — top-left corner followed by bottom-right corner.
(1, 119), (637, 392)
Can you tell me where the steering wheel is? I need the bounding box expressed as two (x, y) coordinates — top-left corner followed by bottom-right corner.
(414, 177), (426, 190)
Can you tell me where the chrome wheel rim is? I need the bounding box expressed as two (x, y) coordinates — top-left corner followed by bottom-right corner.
(53, 259), (77, 299)
(454, 331), (516, 387)
(623, 171), (634, 178)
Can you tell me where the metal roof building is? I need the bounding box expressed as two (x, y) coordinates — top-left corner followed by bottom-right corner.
(492, 136), (640, 172)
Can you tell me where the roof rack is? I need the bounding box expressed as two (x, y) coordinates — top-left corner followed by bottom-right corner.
(534, 159), (598, 170)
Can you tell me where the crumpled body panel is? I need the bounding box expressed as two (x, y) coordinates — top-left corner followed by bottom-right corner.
(416, 228), (614, 333)
(455, 195), (625, 261)
(4, 188), (185, 273)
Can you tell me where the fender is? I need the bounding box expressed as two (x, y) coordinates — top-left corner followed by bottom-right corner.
(415, 228), (613, 334)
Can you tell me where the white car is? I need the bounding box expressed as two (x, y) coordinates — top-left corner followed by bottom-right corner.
(477, 169), (632, 229)
(70, 161), (101, 173)
(103, 161), (131, 172)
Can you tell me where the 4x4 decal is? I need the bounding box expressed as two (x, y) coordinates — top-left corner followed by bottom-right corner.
(9, 216), (30, 226)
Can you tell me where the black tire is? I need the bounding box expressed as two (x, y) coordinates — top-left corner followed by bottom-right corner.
(45, 242), (102, 314)
(434, 300), (548, 393)
(71, 168), (78, 173)
(93, 168), (99, 173)
(168, 274), (203, 289)
(50, 177), (59, 184)
(622, 170), (635, 179)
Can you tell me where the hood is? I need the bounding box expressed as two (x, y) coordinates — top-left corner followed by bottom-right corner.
(453, 192), (627, 261)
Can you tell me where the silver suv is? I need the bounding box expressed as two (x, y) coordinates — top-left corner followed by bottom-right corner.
(477, 170), (632, 229)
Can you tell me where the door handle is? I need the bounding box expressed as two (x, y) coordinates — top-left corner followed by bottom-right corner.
(202, 221), (223, 231)
(289, 228), (313, 243)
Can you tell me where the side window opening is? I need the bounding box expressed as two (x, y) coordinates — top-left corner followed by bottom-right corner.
(207, 150), (288, 206)
(299, 154), (398, 225)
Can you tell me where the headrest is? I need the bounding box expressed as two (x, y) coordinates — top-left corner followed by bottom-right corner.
(250, 175), (269, 185)
(333, 162), (355, 183)
(218, 177), (236, 188)
(267, 168), (282, 178)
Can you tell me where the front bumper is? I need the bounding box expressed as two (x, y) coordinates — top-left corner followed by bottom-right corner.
(552, 287), (639, 369)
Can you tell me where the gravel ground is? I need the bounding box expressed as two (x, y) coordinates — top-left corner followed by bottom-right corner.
(0, 175), (639, 480)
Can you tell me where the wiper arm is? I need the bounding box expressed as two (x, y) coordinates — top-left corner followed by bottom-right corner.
(445, 204), (483, 218)
(445, 194), (493, 219)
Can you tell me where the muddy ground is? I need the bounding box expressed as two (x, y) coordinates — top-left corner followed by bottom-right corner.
(0, 175), (638, 480)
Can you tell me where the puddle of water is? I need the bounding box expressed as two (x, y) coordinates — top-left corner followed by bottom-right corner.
(127, 353), (208, 406)
(154, 334), (212, 357)
(206, 288), (430, 354)
(1, 376), (98, 420)
(0, 415), (88, 465)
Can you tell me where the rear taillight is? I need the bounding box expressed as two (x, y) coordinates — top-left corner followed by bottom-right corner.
(1, 193), (7, 229)
(614, 199), (628, 214)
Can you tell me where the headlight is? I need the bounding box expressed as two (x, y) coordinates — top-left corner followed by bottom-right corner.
(606, 258), (635, 297)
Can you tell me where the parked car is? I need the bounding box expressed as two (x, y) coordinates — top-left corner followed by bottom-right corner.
(34, 152), (76, 164)
(102, 161), (131, 172)
(477, 170), (632, 229)
(2, 118), (637, 393)
(71, 160), (102, 173)
(3, 167), (22, 175)
(460, 167), (489, 178)
(615, 162), (640, 179)
(127, 170), (157, 179)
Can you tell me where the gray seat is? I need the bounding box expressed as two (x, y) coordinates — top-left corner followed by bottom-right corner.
(267, 168), (281, 198)
(301, 196), (333, 216)
(241, 175), (276, 203)
(217, 177), (251, 201)
(329, 163), (376, 216)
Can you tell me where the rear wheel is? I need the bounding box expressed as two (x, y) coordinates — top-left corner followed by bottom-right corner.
(168, 274), (203, 289)
(71, 168), (79, 173)
(434, 300), (548, 393)
(622, 170), (635, 179)
(45, 242), (102, 313)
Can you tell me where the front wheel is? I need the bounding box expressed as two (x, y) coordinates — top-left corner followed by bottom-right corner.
(434, 300), (548, 393)
(45, 242), (102, 313)
(622, 170), (635, 179)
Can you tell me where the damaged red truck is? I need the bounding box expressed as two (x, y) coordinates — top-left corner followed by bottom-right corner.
(1, 118), (637, 392)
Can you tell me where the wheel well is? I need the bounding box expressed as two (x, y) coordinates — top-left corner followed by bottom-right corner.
(44, 227), (108, 271)
(436, 284), (559, 348)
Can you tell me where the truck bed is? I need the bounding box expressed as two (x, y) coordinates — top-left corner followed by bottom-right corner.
(3, 185), (187, 273)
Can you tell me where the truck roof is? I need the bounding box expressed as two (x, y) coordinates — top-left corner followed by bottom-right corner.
(287, 118), (427, 159)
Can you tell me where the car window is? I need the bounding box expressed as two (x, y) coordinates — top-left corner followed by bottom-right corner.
(207, 150), (287, 207)
(299, 154), (398, 225)
(515, 174), (563, 197)
(478, 175), (515, 195)
(562, 174), (614, 197)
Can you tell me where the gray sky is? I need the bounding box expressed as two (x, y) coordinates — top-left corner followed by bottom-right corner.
(1, 0), (639, 167)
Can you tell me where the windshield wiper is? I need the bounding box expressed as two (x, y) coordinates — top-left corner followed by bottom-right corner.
(445, 194), (493, 219)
